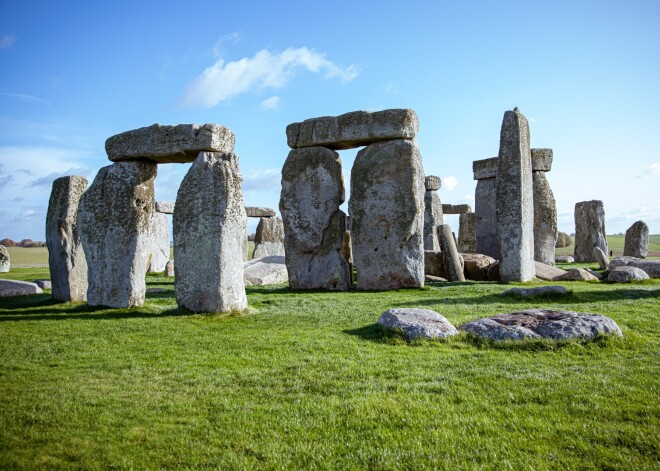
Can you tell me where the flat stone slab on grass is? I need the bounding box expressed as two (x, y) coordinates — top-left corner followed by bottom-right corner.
(243, 256), (288, 286)
(459, 309), (622, 341)
(555, 255), (574, 263)
(535, 261), (567, 281)
(502, 286), (570, 297)
(245, 207), (276, 218)
(608, 266), (649, 283)
(106, 123), (235, 163)
(556, 268), (600, 282)
(0, 279), (43, 297)
(33, 279), (52, 290)
(378, 308), (458, 340)
(609, 256), (660, 278)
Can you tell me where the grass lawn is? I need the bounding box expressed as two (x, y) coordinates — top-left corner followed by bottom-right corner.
(1, 267), (659, 469)
(555, 234), (660, 257)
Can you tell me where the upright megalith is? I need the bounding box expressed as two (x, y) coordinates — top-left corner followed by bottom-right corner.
(438, 224), (465, 282)
(148, 211), (170, 272)
(531, 149), (557, 265)
(457, 212), (477, 253)
(623, 220), (649, 258)
(574, 200), (607, 263)
(473, 157), (499, 259)
(349, 139), (425, 290)
(0, 245), (9, 273)
(279, 146), (351, 290)
(495, 108), (535, 282)
(46, 176), (88, 302)
(174, 152), (247, 312)
(78, 161), (157, 307)
(253, 216), (285, 258)
(423, 175), (443, 251)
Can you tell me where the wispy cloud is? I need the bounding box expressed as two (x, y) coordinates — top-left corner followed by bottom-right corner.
(28, 167), (90, 188)
(442, 176), (458, 192)
(0, 164), (13, 188)
(243, 168), (281, 191)
(260, 96), (280, 111)
(0, 92), (47, 104)
(0, 34), (15, 49)
(181, 46), (360, 108)
(637, 162), (660, 179)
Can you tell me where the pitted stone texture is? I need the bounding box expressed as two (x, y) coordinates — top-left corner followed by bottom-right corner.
(286, 109), (418, 150)
(442, 204), (472, 214)
(106, 124), (235, 163)
(593, 246), (609, 270)
(535, 261), (567, 281)
(78, 161), (157, 308)
(555, 255), (574, 263)
(531, 148), (553, 171)
(424, 190), (443, 251)
(148, 212), (170, 272)
(243, 255), (288, 286)
(574, 200), (607, 263)
(174, 152), (247, 313)
(378, 308), (458, 340)
(439, 224), (465, 282)
(280, 147), (351, 291)
(609, 256), (660, 278)
(46, 176), (88, 302)
(424, 250), (446, 278)
(458, 212), (477, 253)
(461, 253), (496, 281)
(0, 245), (9, 272)
(502, 286), (569, 297)
(460, 309), (622, 341)
(165, 260), (174, 277)
(623, 221), (649, 258)
(253, 216), (285, 259)
(0, 279), (43, 297)
(608, 266), (649, 283)
(475, 177), (499, 259)
(496, 108), (535, 282)
(424, 175), (441, 191)
(245, 207), (276, 218)
(533, 171), (557, 265)
(556, 268), (600, 282)
(555, 232), (572, 248)
(155, 201), (175, 214)
(349, 139), (425, 290)
(472, 157), (498, 180)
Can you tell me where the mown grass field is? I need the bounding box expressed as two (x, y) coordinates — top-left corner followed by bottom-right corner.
(1, 265), (659, 469)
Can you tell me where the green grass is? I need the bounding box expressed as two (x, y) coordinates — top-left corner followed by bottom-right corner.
(555, 234), (660, 257)
(1, 269), (659, 469)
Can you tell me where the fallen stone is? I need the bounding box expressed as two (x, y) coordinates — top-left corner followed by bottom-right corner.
(608, 266), (649, 283)
(287, 109), (418, 150)
(459, 308), (622, 341)
(556, 268), (599, 282)
(378, 308), (458, 340)
(424, 175), (441, 191)
(555, 231), (572, 248)
(533, 170), (557, 265)
(584, 268), (604, 280)
(33, 279), (52, 290)
(574, 200), (607, 262)
(164, 260), (174, 277)
(609, 256), (660, 278)
(623, 220), (649, 258)
(593, 246), (609, 270)
(457, 212), (477, 253)
(472, 157), (498, 180)
(439, 224), (465, 282)
(0, 245), (9, 272)
(442, 204), (472, 214)
(425, 275), (448, 283)
(155, 201), (175, 214)
(253, 216), (285, 259)
(555, 255), (574, 263)
(531, 148), (553, 171)
(106, 123), (235, 163)
(461, 253), (496, 281)
(243, 255), (289, 286)
(0, 279), (43, 297)
(148, 212), (170, 273)
(502, 286), (569, 297)
(535, 261), (567, 281)
(245, 207), (276, 218)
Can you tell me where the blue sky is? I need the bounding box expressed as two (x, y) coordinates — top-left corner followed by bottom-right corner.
(1, 0), (658, 240)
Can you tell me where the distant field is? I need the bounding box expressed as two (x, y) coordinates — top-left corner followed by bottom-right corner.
(555, 235), (660, 257)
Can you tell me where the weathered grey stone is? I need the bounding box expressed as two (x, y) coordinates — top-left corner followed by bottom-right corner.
(535, 261), (568, 281)
(424, 250), (446, 278)
(378, 308), (458, 340)
(623, 221), (649, 258)
(245, 207), (276, 218)
(46, 176), (88, 302)
(458, 212), (477, 253)
(609, 256), (660, 278)
(425, 275), (448, 283)
(0, 279), (43, 297)
(33, 279), (52, 289)
(556, 268), (600, 282)
(280, 146), (351, 290)
(340, 227), (353, 279)
(502, 286), (569, 297)
(148, 212), (170, 272)
(174, 152), (248, 313)
(424, 175), (441, 191)
(496, 108), (535, 282)
(555, 231), (572, 248)
(438, 224), (465, 282)
(487, 261), (500, 281)
(287, 109), (418, 150)
(461, 253), (496, 281)
(442, 204), (472, 214)
(424, 190), (443, 251)
(585, 268), (604, 280)
(243, 255), (288, 286)
(533, 171), (557, 265)
(574, 200), (607, 262)
(106, 123), (235, 163)
(460, 309), (622, 341)
(608, 266), (649, 283)
(349, 139), (425, 290)
(253, 216), (285, 259)
(531, 148), (553, 172)
(164, 260), (174, 277)
(78, 161), (157, 308)
(155, 201), (175, 214)
(555, 255), (574, 263)
(475, 177), (499, 259)
(0, 245), (9, 272)
(472, 157), (498, 180)
(593, 246), (609, 270)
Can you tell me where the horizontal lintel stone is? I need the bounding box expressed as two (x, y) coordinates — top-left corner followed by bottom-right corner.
(472, 157), (498, 180)
(245, 207), (276, 218)
(155, 201), (175, 214)
(531, 148), (553, 172)
(442, 204), (472, 214)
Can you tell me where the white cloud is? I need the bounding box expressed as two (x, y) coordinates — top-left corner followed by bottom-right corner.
(180, 47), (360, 108)
(260, 96), (280, 110)
(242, 168), (281, 192)
(29, 167), (90, 188)
(0, 34), (15, 49)
(637, 162), (660, 179)
(0, 92), (47, 104)
(442, 176), (458, 191)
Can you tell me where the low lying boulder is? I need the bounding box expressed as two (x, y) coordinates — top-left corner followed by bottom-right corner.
(608, 266), (649, 283)
(378, 308), (458, 340)
(535, 261), (567, 281)
(501, 286), (570, 297)
(609, 256), (660, 278)
(0, 279), (43, 297)
(243, 256), (288, 286)
(555, 231), (572, 248)
(556, 268), (600, 282)
(33, 279), (52, 290)
(555, 255), (574, 263)
(424, 250), (446, 278)
(461, 253), (496, 281)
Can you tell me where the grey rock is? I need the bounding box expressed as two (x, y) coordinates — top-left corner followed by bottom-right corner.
(472, 157), (498, 180)
(164, 260), (174, 277)
(174, 152), (248, 313)
(155, 201), (175, 214)
(378, 308), (458, 340)
(245, 207), (276, 218)
(460, 308), (622, 341)
(349, 139), (425, 290)
(287, 109), (418, 150)
(623, 221), (649, 258)
(424, 190), (443, 251)
(555, 255), (574, 263)
(253, 216), (285, 259)
(461, 253), (496, 281)
(457, 212), (477, 253)
(609, 256), (660, 278)
(495, 108), (535, 282)
(424, 175), (441, 191)
(0, 245), (9, 272)
(442, 204), (472, 214)
(584, 268), (604, 280)
(280, 146), (351, 290)
(424, 250), (446, 278)
(33, 279), (52, 289)
(243, 255), (289, 286)
(148, 212), (170, 272)
(78, 161), (157, 308)
(608, 266), (649, 283)
(0, 279), (43, 297)
(593, 246), (609, 270)
(555, 232), (572, 248)
(535, 261), (567, 281)
(439, 224), (465, 282)
(340, 226), (353, 278)
(574, 200), (607, 262)
(556, 268), (600, 282)
(487, 261), (500, 281)
(475, 177), (499, 259)
(425, 275), (448, 283)
(531, 148), (553, 172)
(502, 285), (569, 297)
(106, 123), (235, 163)
(533, 171), (557, 265)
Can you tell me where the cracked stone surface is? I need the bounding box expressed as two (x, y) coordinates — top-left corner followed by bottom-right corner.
(378, 308), (458, 340)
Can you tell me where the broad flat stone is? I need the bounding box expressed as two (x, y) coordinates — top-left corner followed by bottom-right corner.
(0, 245), (9, 272)
(174, 152), (248, 313)
(457, 212), (477, 253)
(425, 175), (441, 191)
(502, 286), (569, 297)
(378, 308), (458, 340)
(556, 268), (600, 281)
(442, 204), (472, 214)
(253, 216), (285, 259)
(424, 190), (443, 251)
(439, 224), (465, 282)
(609, 256), (660, 278)
(574, 200), (607, 263)
(243, 255), (288, 286)
(531, 148), (553, 171)
(106, 123), (235, 163)
(472, 157), (498, 180)
(623, 221), (649, 258)
(148, 212), (170, 272)
(0, 279), (43, 297)
(608, 266), (649, 283)
(475, 177), (498, 258)
(155, 201), (175, 214)
(78, 161), (157, 308)
(535, 261), (567, 281)
(533, 171), (557, 265)
(349, 139), (425, 290)
(555, 255), (574, 263)
(286, 109), (418, 150)
(461, 253), (496, 281)
(555, 231), (571, 248)
(245, 207), (276, 218)
(593, 246), (609, 270)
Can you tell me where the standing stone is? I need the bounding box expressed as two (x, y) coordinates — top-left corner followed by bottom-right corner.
(495, 108), (535, 282)
(349, 139), (425, 290)
(623, 220), (649, 258)
(0, 245), (9, 273)
(555, 231), (571, 248)
(279, 146), (351, 291)
(457, 213), (477, 253)
(340, 228), (353, 281)
(78, 161), (157, 308)
(164, 259), (174, 277)
(574, 200), (607, 263)
(253, 216), (285, 259)
(593, 246), (609, 270)
(473, 157), (499, 259)
(46, 176), (88, 302)
(148, 212), (170, 272)
(532, 149), (557, 265)
(174, 152), (247, 313)
(423, 175), (443, 251)
(438, 224), (465, 282)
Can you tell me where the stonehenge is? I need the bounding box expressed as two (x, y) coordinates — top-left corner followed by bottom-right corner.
(438, 224), (465, 282)
(531, 149), (558, 265)
(573, 200), (607, 263)
(473, 157), (499, 259)
(0, 245), (9, 272)
(423, 176), (443, 251)
(253, 216), (285, 258)
(457, 212), (477, 253)
(148, 210), (170, 273)
(623, 220), (649, 258)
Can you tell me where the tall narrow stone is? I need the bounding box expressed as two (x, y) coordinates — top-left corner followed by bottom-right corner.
(573, 200), (607, 263)
(78, 161), (157, 307)
(623, 220), (649, 258)
(423, 175), (443, 251)
(349, 139), (425, 290)
(473, 157), (499, 259)
(439, 224), (465, 282)
(148, 212), (170, 272)
(0, 245), (9, 273)
(457, 212), (477, 253)
(46, 176), (88, 301)
(279, 146), (351, 290)
(174, 152), (247, 312)
(253, 216), (285, 259)
(495, 108), (535, 282)
(531, 149), (557, 265)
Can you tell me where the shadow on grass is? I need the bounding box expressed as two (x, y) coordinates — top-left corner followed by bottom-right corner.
(0, 302), (193, 322)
